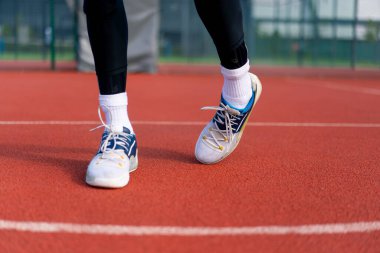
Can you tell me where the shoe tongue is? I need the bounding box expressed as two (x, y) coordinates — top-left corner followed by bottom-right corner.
(107, 126), (131, 134)
(104, 127), (131, 134)
(212, 101), (228, 130)
(212, 100), (242, 131)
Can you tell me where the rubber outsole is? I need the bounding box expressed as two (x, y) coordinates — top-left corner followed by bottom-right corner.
(85, 155), (138, 189)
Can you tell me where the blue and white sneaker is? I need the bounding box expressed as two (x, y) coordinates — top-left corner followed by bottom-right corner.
(195, 73), (262, 164)
(86, 126), (138, 188)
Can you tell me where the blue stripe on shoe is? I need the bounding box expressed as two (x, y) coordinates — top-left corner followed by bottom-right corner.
(220, 86), (256, 114)
(211, 87), (256, 134)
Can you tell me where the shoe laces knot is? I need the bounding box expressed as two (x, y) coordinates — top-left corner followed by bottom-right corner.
(201, 104), (241, 150)
(90, 106), (133, 159)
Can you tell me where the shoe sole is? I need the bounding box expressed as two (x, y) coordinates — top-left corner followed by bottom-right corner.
(196, 73), (263, 164)
(85, 153), (138, 189)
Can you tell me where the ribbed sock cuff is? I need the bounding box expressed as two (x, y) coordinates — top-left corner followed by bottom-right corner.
(99, 92), (127, 107)
(221, 60), (250, 79)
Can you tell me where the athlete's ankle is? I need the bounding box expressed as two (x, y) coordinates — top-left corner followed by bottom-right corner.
(99, 92), (133, 133)
(221, 61), (253, 109)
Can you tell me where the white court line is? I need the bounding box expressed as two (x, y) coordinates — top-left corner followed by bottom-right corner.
(0, 121), (380, 128)
(0, 219), (379, 236)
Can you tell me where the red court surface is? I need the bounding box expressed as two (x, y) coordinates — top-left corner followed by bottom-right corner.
(0, 69), (379, 252)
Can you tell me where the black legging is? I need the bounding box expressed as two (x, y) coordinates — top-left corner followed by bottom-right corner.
(84, 0), (247, 95)
(84, 0), (128, 95)
(194, 0), (247, 69)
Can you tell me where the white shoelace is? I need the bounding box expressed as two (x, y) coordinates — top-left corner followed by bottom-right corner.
(90, 107), (133, 161)
(201, 104), (241, 151)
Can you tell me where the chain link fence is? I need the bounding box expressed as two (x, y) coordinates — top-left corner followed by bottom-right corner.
(0, 0), (77, 70)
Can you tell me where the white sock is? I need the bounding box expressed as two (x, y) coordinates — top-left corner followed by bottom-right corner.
(221, 60), (253, 109)
(99, 92), (133, 133)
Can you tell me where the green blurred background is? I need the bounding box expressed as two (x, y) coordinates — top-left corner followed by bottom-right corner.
(0, 0), (379, 70)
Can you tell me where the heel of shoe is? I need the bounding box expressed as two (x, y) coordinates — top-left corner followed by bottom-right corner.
(249, 73), (263, 105)
(129, 152), (138, 173)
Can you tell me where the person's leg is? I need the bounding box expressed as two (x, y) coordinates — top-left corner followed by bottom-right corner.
(194, 0), (252, 109)
(84, 0), (137, 188)
(194, 0), (263, 164)
(84, 0), (132, 132)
